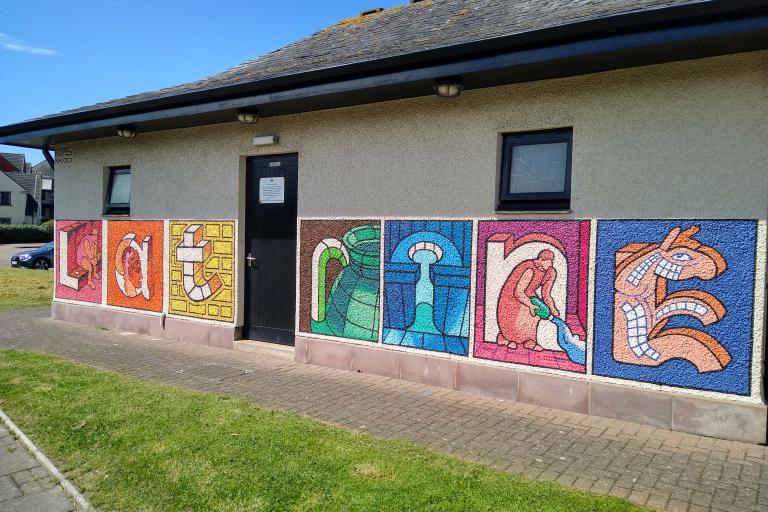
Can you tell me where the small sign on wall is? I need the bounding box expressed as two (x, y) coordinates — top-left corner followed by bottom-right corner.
(259, 177), (284, 204)
(55, 147), (73, 164)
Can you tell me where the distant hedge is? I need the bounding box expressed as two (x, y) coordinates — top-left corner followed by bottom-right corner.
(39, 220), (54, 237)
(0, 222), (54, 244)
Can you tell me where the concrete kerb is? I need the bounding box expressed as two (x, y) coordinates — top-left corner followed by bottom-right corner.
(0, 407), (96, 512)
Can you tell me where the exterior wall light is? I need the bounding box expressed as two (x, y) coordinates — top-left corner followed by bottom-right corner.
(237, 109), (260, 124)
(116, 126), (137, 138)
(434, 78), (464, 98)
(253, 134), (279, 146)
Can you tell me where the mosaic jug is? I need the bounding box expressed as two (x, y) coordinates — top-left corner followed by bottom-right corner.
(310, 224), (380, 341)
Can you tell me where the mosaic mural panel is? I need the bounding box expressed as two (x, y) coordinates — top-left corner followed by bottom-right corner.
(55, 220), (102, 303)
(168, 220), (235, 322)
(106, 220), (164, 312)
(474, 221), (590, 373)
(383, 220), (472, 356)
(593, 220), (758, 395)
(299, 219), (381, 342)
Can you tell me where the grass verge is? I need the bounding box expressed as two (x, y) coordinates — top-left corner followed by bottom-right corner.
(0, 267), (52, 312)
(0, 350), (646, 512)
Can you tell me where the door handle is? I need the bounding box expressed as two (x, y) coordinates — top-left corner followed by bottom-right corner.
(246, 253), (258, 268)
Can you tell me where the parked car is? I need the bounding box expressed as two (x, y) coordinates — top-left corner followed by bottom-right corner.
(10, 242), (54, 270)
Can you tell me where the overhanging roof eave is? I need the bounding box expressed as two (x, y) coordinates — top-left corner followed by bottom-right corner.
(2, 2), (768, 149)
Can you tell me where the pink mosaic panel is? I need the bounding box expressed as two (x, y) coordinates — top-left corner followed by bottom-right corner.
(55, 220), (103, 303)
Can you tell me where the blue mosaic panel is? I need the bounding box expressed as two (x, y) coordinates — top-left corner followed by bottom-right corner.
(383, 220), (472, 356)
(593, 220), (758, 396)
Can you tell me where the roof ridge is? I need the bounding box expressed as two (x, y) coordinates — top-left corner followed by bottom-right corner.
(11, 0), (721, 123)
(47, 2), (431, 119)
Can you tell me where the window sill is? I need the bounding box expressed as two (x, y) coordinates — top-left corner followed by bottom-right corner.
(102, 213), (130, 218)
(494, 209), (572, 215)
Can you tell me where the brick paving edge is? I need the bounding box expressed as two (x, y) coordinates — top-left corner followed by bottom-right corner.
(0, 407), (95, 512)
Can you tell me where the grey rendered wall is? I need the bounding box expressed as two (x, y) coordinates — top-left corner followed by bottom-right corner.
(0, 175), (30, 224)
(54, 50), (767, 221)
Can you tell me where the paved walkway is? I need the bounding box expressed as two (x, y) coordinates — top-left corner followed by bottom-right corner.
(0, 423), (74, 512)
(1, 308), (767, 512)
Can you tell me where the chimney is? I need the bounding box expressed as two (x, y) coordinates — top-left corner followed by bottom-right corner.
(360, 7), (384, 16)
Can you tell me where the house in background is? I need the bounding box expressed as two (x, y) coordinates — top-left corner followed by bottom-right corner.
(0, 152), (25, 174)
(0, 170), (31, 224)
(6, 172), (42, 224)
(0, 0), (766, 443)
(0, 152), (54, 224)
(32, 160), (55, 221)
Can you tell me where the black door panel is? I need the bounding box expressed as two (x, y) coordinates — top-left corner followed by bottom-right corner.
(244, 154), (298, 344)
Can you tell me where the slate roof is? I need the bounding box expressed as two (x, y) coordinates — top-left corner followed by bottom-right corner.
(0, 153), (24, 172)
(31, 160), (54, 178)
(53, 0), (705, 118)
(6, 172), (40, 200)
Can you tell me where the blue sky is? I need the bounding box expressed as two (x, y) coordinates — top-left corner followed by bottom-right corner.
(1, 0), (400, 166)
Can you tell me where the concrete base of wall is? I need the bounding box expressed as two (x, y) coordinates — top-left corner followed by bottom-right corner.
(295, 336), (768, 445)
(51, 302), (238, 349)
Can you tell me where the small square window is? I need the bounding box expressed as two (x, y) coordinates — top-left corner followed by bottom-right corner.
(0, 191), (11, 206)
(498, 129), (572, 211)
(104, 166), (131, 215)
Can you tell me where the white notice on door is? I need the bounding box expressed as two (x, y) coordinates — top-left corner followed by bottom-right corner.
(259, 177), (285, 204)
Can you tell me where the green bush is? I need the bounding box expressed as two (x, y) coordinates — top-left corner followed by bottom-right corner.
(39, 220), (54, 237)
(0, 223), (54, 244)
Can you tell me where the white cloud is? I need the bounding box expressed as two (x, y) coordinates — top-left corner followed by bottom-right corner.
(0, 32), (59, 56)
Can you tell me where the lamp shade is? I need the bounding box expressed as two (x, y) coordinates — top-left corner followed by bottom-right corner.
(116, 127), (137, 138)
(237, 110), (260, 124)
(434, 82), (464, 98)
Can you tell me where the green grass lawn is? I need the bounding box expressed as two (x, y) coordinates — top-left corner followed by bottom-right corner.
(0, 267), (53, 312)
(0, 350), (647, 512)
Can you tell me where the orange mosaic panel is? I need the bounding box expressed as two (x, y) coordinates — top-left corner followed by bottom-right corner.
(168, 220), (235, 322)
(106, 220), (165, 312)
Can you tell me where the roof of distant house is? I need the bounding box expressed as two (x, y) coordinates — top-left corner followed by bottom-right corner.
(6, 172), (40, 201)
(32, 160), (54, 178)
(0, 153), (24, 172)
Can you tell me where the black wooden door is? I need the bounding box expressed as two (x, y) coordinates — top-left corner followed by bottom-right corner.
(244, 154), (298, 344)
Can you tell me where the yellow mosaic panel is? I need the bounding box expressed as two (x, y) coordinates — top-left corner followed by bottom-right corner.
(169, 220), (236, 322)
